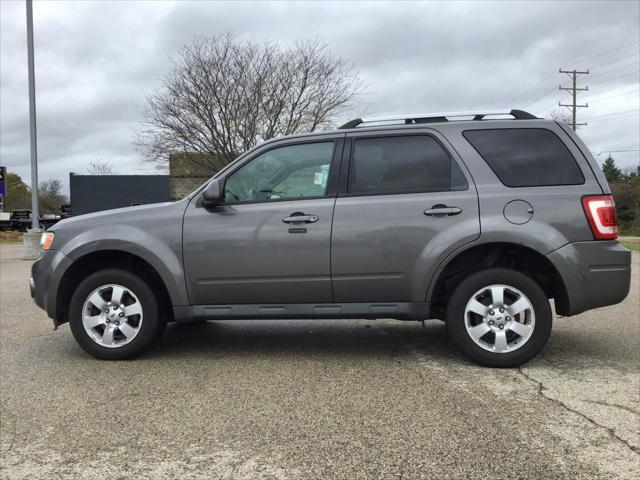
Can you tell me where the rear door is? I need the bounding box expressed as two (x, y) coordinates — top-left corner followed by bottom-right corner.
(331, 129), (480, 302)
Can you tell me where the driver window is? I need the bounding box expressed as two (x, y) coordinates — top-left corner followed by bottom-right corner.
(223, 142), (335, 204)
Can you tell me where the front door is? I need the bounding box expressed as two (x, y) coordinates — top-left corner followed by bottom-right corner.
(183, 138), (343, 305)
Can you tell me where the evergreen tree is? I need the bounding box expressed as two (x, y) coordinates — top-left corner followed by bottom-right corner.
(601, 155), (623, 183)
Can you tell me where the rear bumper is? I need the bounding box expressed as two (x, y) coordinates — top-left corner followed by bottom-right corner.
(547, 240), (631, 316)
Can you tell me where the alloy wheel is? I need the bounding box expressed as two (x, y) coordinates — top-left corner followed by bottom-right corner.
(464, 284), (536, 353)
(82, 284), (144, 348)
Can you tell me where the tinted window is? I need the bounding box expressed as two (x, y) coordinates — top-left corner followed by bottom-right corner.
(463, 128), (584, 187)
(224, 142), (334, 203)
(348, 136), (468, 195)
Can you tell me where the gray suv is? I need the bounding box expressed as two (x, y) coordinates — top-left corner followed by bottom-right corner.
(30, 110), (631, 366)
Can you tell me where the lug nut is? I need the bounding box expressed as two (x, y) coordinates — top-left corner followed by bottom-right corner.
(489, 310), (495, 316)
(506, 316), (511, 321)
(106, 319), (110, 323)
(499, 308), (504, 313)
(104, 309), (109, 313)
(119, 312), (124, 317)
(488, 320), (495, 326)
(115, 321), (120, 326)
(499, 324), (504, 330)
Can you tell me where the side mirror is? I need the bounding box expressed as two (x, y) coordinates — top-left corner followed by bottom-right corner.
(202, 179), (223, 206)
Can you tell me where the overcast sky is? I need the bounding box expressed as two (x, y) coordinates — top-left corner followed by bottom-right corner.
(1, 0), (639, 194)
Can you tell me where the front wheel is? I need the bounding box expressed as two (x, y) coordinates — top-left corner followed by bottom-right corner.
(446, 268), (552, 367)
(69, 269), (164, 360)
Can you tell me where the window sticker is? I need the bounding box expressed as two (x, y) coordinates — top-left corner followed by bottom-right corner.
(313, 164), (330, 188)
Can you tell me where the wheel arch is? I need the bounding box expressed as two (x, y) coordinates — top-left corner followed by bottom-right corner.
(55, 249), (176, 326)
(428, 242), (570, 318)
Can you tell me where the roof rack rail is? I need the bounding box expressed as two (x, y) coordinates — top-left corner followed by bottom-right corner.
(338, 109), (537, 129)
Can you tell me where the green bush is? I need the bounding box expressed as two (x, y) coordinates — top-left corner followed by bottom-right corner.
(601, 157), (639, 236)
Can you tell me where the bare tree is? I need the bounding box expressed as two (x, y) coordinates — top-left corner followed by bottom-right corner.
(38, 179), (67, 214)
(549, 109), (574, 127)
(87, 160), (117, 175)
(137, 35), (363, 168)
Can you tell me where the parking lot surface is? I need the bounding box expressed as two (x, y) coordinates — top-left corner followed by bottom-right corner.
(1, 244), (638, 479)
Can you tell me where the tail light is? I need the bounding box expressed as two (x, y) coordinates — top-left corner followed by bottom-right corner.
(581, 195), (618, 240)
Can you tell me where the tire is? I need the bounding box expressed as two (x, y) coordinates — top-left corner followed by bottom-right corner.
(446, 268), (552, 367)
(154, 314), (168, 343)
(69, 269), (165, 360)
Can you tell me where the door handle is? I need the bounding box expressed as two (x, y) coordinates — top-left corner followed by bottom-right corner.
(424, 205), (463, 217)
(282, 213), (319, 224)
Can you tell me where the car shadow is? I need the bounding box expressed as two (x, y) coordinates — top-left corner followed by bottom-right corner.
(144, 319), (460, 362)
(54, 317), (618, 368)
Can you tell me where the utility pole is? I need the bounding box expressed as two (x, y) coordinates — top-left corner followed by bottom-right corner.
(558, 68), (589, 130)
(23, 0), (41, 259)
(26, 0), (39, 230)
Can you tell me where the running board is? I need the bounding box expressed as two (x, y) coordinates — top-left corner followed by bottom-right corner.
(173, 302), (430, 322)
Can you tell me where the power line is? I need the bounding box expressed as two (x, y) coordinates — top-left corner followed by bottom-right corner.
(511, 73), (557, 104)
(535, 84), (639, 114)
(534, 100), (562, 116)
(521, 85), (558, 108)
(587, 88), (639, 104)
(586, 108), (639, 119)
(587, 83), (640, 97)
(589, 52), (640, 71)
(514, 42), (639, 107)
(583, 110), (639, 122)
(559, 68), (589, 130)
(573, 40), (640, 64)
(591, 149), (640, 154)
(515, 42), (639, 106)
(535, 80), (639, 117)
(588, 60), (640, 79)
(589, 70), (640, 87)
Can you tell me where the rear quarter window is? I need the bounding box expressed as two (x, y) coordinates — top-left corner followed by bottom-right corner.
(463, 128), (585, 187)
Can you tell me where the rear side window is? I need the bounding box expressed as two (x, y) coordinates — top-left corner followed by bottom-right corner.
(463, 128), (584, 187)
(348, 135), (468, 195)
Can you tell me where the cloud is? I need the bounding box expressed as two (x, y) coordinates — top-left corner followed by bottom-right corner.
(1, 0), (638, 195)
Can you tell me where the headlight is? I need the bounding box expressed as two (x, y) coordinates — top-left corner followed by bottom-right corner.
(40, 232), (55, 250)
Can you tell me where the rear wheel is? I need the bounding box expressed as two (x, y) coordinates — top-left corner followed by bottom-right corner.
(69, 269), (165, 360)
(446, 268), (552, 367)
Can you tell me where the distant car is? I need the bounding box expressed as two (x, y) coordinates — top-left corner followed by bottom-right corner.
(5, 210), (64, 231)
(0, 212), (11, 231)
(59, 204), (72, 219)
(10, 209), (32, 231)
(30, 109), (631, 366)
(39, 214), (61, 230)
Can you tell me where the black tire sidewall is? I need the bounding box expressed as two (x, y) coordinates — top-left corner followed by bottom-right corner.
(447, 268), (552, 367)
(69, 269), (161, 360)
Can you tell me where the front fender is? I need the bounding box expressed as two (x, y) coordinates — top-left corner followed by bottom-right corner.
(60, 225), (189, 307)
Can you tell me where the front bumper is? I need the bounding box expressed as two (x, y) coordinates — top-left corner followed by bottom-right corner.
(30, 249), (73, 325)
(29, 275), (36, 301)
(547, 240), (632, 316)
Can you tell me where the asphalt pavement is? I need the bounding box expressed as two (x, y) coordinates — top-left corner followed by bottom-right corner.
(1, 244), (638, 479)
